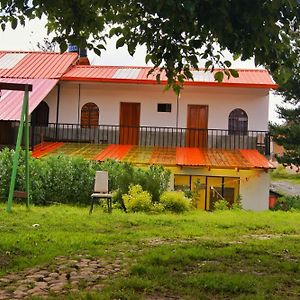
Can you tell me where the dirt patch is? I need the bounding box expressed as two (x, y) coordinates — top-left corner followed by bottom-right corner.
(145, 237), (201, 246)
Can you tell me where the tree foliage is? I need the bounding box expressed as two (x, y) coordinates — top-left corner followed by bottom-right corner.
(269, 28), (300, 170)
(1, 1), (300, 90)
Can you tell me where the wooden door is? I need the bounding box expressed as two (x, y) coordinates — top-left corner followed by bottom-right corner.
(119, 102), (140, 145)
(186, 105), (208, 147)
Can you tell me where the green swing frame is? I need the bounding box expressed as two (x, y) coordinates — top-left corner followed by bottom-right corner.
(0, 82), (33, 212)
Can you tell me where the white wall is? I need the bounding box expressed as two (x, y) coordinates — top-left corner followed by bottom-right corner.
(43, 85), (57, 123)
(43, 82), (270, 131)
(239, 170), (270, 211)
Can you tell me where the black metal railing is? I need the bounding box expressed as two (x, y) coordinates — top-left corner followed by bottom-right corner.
(30, 123), (271, 155)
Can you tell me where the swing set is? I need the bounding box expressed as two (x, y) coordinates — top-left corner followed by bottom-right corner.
(0, 82), (33, 212)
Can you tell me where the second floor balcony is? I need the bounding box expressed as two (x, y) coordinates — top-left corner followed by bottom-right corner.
(31, 123), (271, 156)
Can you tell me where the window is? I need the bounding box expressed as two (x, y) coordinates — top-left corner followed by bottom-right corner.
(157, 103), (172, 112)
(81, 102), (99, 128)
(228, 108), (248, 135)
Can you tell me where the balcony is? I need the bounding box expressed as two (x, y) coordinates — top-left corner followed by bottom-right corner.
(30, 123), (271, 155)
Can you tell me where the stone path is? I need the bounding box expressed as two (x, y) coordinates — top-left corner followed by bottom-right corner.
(0, 255), (125, 299)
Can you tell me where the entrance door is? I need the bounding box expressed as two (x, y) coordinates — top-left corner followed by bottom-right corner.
(186, 105), (208, 147)
(31, 101), (49, 126)
(119, 102), (140, 145)
(0, 121), (14, 145)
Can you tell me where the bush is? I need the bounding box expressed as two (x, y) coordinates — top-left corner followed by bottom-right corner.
(122, 185), (153, 212)
(175, 185), (193, 199)
(0, 150), (95, 205)
(214, 199), (230, 211)
(0, 149), (171, 208)
(99, 160), (170, 209)
(138, 165), (171, 202)
(160, 191), (191, 213)
(273, 195), (300, 211)
(271, 165), (300, 180)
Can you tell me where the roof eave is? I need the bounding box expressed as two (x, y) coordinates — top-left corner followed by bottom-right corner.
(61, 77), (278, 89)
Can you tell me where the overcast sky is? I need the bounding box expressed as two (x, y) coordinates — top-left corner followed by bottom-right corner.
(0, 18), (283, 122)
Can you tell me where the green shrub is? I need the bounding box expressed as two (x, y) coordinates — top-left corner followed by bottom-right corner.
(0, 149), (96, 205)
(271, 165), (300, 180)
(41, 155), (95, 205)
(138, 165), (171, 202)
(99, 160), (170, 209)
(175, 185), (193, 199)
(0, 149), (171, 208)
(214, 199), (230, 211)
(122, 185), (153, 212)
(160, 191), (191, 213)
(273, 195), (300, 211)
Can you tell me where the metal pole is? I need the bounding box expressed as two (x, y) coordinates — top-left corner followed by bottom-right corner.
(24, 86), (30, 208)
(176, 92), (180, 129)
(6, 87), (28, 212)
(55, 83), (60, 140)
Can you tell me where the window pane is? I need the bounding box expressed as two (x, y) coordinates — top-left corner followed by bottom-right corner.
(157, 103), (172, 112)
(228, 109), (248, 135)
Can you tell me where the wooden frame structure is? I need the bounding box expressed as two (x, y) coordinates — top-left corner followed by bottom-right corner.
(0, 82), (33, 212)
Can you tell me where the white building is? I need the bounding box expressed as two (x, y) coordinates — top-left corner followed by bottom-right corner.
(0, 50), (276, 210)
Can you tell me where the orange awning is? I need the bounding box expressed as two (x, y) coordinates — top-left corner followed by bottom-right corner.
(31, 143), (275, 170)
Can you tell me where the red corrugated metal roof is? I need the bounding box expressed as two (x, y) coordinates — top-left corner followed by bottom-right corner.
(240, 150), (275, 169)
(32, 142), (65, 158)
(176, 148), (274, 169)
(62, 66), (277, 89)
(150, 147), (176, 165)
(31, 143), (274, 170)
(0, 51), (78, 79)
(93, 144), (132, 161)
(176, 148), (205, 166)
(0, 78), (58, 120)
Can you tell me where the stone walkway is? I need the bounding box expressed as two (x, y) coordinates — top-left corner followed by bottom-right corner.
(0, 255), (125, 299)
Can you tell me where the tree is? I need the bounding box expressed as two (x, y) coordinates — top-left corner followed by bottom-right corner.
(270, 30), (300, 171)
(36, 37), (58, 52)
(1, 1), (300, 91)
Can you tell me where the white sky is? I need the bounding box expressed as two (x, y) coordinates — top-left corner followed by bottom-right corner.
(0, 18), (283, 122)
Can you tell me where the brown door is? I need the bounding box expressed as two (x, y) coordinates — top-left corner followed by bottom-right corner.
(186, 105), (208, 147)
(119, 102), (140, 145)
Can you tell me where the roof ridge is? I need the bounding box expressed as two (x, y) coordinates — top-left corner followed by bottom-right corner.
(69, 65), (268, 72)
(0, 50), (77, 56)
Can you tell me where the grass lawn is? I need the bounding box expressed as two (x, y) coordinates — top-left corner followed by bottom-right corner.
(271, 166), (300, 184)
(1, 205), (300, 299)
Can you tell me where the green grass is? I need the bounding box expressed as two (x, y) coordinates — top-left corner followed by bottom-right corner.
(1, 205), (300, 299)
(271, 165), (300, 184)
